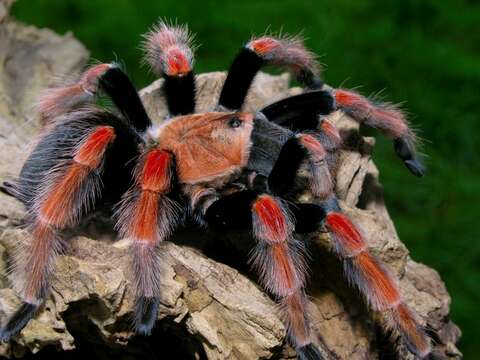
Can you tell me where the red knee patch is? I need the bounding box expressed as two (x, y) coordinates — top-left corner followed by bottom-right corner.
(74, 126), (116, 168)
(143, 22), (194, 76)
(248, 37), (281, 55)
(80, 63), (111, 93)
(126, 149), (174, 244)
(355, 251), (400, 309)
(166, 47), (191, 76)
(298, 134), (326, 160)
(253, 195), (291, 243)
(140, 149), (172, 192)
(334, 89), (367, 108)
(320, 119), (342, 144)
(248, 36), (318, 75)
(326, 212), (365, 255)
(81, 63), (111, 82)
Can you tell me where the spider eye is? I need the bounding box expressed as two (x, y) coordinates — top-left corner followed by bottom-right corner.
(228, 117), (242, 128)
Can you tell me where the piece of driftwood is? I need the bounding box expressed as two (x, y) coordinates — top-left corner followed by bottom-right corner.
(0, 2), (461, 358)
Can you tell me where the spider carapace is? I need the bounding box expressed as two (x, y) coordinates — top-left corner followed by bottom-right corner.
(0, 21), (430, 359)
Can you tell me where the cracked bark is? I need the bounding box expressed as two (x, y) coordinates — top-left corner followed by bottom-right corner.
(0, 2), (461, 359)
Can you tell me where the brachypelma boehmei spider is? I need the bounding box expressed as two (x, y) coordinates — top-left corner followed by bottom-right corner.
(0, 21), (430, 359)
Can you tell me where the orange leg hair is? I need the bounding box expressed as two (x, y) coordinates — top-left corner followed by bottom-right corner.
(37, 63), (112, 126)
(333, 89), (414, 142)
(325, 211), (431, 358)
(115, 148), (179, 334)
(22, 126), (116, 304)
(297, 134), (334, 200)
(250, 195), (315, 353)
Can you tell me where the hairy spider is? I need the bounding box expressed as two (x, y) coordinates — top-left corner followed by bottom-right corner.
(0, 21), (430, 359)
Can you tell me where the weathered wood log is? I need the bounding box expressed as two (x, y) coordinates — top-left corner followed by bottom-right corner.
(0, 2), (461, 358)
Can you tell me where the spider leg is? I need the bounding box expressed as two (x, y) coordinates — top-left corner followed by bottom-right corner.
(320, 197), (431, 358)
(203, 191), (322, 360)
(250, 194), (321, 359)
(98, 65), (152, 132)
(37, 63), (111, 125)
(260, 88), (424, 176)
(0, 181), (18, 198)
(0, 119), (119, 341)
(37, 63), (152, 132)
(260, 90), (336, 129)
(332, 88), (424, 176)
(288, 198), (432, 358)
(223, 33), (423, 176)
(268, 133), (334, 199)
(218, 46), (264, 111)
(266, 132), (431, 357)
(143, 21), (196, 116)
(115, 148), (179, 335)
(219, 34), (321, 110)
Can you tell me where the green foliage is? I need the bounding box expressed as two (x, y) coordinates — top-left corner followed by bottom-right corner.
(13, 0), (480, 356)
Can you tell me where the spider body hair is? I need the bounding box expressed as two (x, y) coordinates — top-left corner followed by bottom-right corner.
(0, 22), (433, 360)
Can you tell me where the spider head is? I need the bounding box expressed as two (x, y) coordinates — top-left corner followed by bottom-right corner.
(207, 112), (254, 148)
(154, 112), (254, 184)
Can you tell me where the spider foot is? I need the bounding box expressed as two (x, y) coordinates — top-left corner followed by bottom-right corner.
(0, 302), (38, 342)
(0, 181), (17, 198)
(404, 159), (425, 177)
(134, 296), (160, 336)
(297, 343), (324, 360)
(394, 137), (425, 177)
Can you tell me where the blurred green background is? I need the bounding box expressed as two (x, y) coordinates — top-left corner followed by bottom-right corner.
(12, 0), (479, 357)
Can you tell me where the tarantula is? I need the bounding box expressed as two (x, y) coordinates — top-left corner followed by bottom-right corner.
(0, 22), (430, 359)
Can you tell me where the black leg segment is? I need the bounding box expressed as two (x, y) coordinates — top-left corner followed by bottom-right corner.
(290, 203), (327, 234)
(219, 48), (264, 110)
(260, 90), (335, 130)
(134, 296), (161, 336)
(393, 137), (425, 177)
(204, 190), (257, 230)
(164, 72), (196, 116)
(268, 136), (307, 196)
(0, 181), (18, 199)
(0, 302), (39, 342)
(99, 65), (152, 132)
(297, 68), (324, 90)
(297, 343), (325, 360)
(204, 189), (327, 235)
